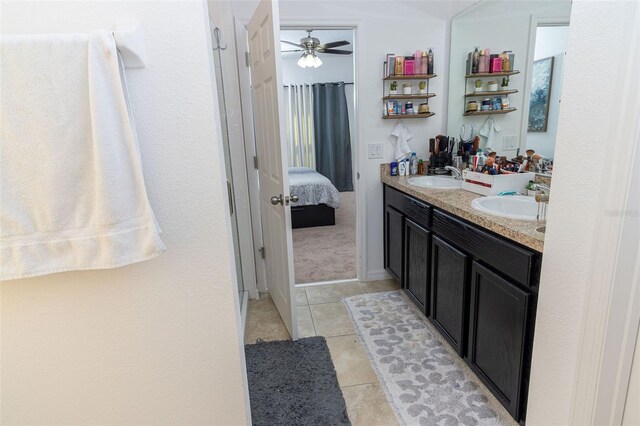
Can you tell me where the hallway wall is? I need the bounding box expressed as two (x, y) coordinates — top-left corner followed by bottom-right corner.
(0, 1), (249, 423)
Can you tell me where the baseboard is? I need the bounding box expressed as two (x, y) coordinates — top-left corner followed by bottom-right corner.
(364, 269), (392, 282)
(295, 278), (359, 288)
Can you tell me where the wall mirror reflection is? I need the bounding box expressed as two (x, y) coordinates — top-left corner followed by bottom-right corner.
(447, 0), (571, 175)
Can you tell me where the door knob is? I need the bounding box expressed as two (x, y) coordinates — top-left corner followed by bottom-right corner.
(270, 194), (284, 205)
(290, 195), (299, 203)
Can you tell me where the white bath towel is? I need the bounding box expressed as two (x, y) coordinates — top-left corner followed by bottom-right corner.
(390, 122), (413, 160)
(479, 116), (501, 149)
(0, 31), (165, 280)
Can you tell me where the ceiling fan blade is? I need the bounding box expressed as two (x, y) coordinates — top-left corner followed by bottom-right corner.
(282, 49), (304, 53)
(281, 40), (303, 48)
(318, 40), (350, 49)
(319, 49), (353, 55)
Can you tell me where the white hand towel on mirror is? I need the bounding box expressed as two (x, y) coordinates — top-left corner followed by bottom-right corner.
(390, 121), (413, 160)
(479, 116), (501, 149)
(0, 31), (165, 280)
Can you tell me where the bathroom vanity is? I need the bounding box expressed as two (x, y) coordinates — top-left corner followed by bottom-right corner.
(382, 172), (544, 423)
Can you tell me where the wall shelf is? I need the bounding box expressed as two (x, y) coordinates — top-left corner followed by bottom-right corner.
(382, 113), (435, 119)
(463, 108), (516, 116)
(382, 93), (436, 100)
(464, 89), (518, 97)
(465, 70), (520, 78)
(383, 74), (437, 80)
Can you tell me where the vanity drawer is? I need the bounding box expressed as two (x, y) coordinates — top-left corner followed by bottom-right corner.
(432, 210), (536, 287)
(385, 185), (431, 228)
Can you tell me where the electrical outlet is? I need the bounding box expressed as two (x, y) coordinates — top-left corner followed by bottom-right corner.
(503, 135), (517, 149)
(368, 143), (384, 159)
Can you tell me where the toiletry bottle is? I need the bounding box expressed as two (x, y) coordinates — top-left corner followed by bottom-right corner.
(405, 158), (411, 175)
(410, 152), (418, 175)
(420, 51), (428, 74)
(427, 49), (434, 75)
(472, 47), (479, 74)
(398, 159), (406, 176)
(417, 159), (424, 175)
(476, 149), (486, 172)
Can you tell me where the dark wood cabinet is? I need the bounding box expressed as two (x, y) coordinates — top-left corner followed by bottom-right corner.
(467, 261), (530, 420)
(431, 235), (468, 355)
(384, 205), (404, 282)
(383, 184), (540, 422)
(404, 218), (431, 314)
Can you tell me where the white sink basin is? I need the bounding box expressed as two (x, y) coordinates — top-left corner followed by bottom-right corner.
(471, 196), (539, 221)
(407, 176), (462, 190)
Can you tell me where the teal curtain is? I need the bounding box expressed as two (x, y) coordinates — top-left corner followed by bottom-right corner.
(312, 82), (353, 192)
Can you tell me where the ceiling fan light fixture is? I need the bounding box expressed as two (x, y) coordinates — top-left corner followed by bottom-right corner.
(304, 53), (315, 68)
(297, 54), (307, 68)
(313, 54), (322, 68)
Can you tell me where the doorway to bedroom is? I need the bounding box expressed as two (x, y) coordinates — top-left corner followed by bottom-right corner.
(281, 27), (358, 286)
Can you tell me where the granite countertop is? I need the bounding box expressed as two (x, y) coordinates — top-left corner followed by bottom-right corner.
(381, 166), (545, 253)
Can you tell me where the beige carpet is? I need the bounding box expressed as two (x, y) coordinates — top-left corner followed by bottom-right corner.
(293, 191), (357, 284)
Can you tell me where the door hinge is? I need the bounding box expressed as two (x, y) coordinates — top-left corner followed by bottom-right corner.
(245, 51), (250, 67)
(253, 155), (259, 170)
(258, 246), (265, 259)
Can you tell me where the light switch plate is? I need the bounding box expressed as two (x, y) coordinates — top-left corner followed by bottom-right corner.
(369, 143), (384, 159)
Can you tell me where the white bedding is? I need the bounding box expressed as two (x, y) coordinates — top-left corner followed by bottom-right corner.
(288, 167), (340, 209)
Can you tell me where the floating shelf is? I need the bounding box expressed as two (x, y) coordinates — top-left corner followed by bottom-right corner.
(383, 74), (437, 80)
(464, 108), (517, 116)
(382, 113), (435, 119)
(382, 93), (436, 100)
(465, 89), (518, 97)
(465, 70), (520, 78)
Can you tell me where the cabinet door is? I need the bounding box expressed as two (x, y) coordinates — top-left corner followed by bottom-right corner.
(384, 205), (404, 283)
(467, 261), (530, 420)
(404, 218), (430, 314)
(431, 235), (468, 355)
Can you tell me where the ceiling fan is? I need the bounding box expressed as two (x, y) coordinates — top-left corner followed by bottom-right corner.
(281, 30), (352, 68)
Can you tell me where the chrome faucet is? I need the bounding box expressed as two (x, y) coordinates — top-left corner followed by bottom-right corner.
(445, 166), (463, 180)
(535, 183), (550, 195)
(533, 184), (550, 222)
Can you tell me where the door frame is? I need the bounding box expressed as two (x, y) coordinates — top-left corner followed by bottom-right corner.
(235, 17), (365, 294)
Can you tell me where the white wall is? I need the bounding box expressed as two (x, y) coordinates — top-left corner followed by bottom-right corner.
(526, 25), (570, 159)
(233, 0), (449, 280)
(281, 28), (356, 166)
(526, 1), (639, 424)
(0, 1), (249, 424)
(447, 1), (571, 155)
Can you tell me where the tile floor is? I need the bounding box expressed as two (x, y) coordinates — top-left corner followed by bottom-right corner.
(244, 279), (401, 426)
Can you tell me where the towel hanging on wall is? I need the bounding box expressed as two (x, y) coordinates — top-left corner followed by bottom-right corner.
(0, 31), (165, 280)
(390, 121), (413, 160)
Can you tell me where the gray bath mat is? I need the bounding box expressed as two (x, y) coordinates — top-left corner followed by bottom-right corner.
(245, 336), (351, 426)
(343, 290), (517, 426)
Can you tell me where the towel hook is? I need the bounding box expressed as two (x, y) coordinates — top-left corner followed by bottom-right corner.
(212, 27), (227, 51)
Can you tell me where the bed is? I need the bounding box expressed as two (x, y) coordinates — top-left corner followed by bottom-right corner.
(288, 167), (340, 229)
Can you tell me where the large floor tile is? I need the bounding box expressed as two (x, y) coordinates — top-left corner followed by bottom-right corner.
(326, 335), (378, 387)
(305, 283), (362, 305)
(244, 294), (290, 344)
(310, 302), (355, 337)
(295, 288), (308, 306)
(359, 279), (401, 294)
(342, 383), (399, 426)
(297, 305), (316, 338)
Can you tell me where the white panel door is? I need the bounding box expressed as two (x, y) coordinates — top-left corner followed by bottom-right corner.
(247, 0), (297, 339)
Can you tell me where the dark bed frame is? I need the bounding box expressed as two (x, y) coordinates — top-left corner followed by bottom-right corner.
(291, 204), (335, 229)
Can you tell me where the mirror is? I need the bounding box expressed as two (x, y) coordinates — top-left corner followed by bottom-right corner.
(447, 0), (571, 175)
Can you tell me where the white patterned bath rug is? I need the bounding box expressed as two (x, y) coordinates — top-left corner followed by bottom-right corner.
(343, 290), (517, 426)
